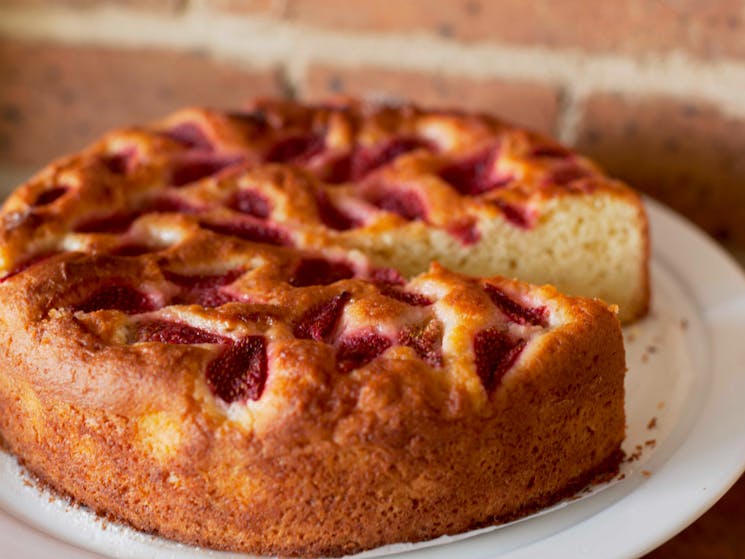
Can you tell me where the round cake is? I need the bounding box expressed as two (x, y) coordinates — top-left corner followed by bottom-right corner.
(0, 99), (633, 557)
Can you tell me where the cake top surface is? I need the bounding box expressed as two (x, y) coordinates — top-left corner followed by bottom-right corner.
(0, 99), (619, 429)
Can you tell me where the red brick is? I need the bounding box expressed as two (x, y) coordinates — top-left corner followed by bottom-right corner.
(575, 92), (745, 246)
(232, 0), (745, 60)
(0, 0), (187, 12)
(302, 65), (559, 135)
(209, 0), (279, 15)
(644, 474), (745, 558)
(0, 39), (282, 167)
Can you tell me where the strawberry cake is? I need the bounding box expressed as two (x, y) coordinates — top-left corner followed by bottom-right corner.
(0, 99), (636, 556)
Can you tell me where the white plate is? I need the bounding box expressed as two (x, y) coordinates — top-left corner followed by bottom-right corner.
(1, 198), (744, 559)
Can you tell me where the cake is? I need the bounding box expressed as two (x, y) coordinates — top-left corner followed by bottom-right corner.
(0, 99), (635, 557)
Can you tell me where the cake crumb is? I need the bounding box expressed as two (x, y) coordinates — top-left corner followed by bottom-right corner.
(641, 470), (652, 477)
(625, 444), (644, 463)
(647, 417), (657, 430)
(657, 401), (666, 410)
(644, 439), (656, 448)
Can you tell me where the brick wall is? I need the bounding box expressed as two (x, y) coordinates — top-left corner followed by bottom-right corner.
(1, 0), (744, 246)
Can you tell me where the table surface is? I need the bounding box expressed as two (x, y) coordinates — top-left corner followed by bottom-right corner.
(1, 168), (743, 558)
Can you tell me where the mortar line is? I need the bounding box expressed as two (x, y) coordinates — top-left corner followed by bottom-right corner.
(3, 5), (745, 120)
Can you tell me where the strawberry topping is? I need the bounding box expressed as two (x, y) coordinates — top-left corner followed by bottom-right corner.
(439, 148), (512, 196)
(136, 320), (228, 344)
(101, 147), (138, 175)
(163, 122), (214, 150)
(164, 269), (243, 308)
(483, 283), (548, 327)
(491, 199), (534, 229)
(293, 291), (351, 342)
(368, 187), (427, 222)
(73, 282), (157, 314)
(336, 331), (392, 373)
(352, 137), (430, 179)
(200, 220), (289, 246)
(290, 258), (355, 287)
(229, 189), (272, 219)
(473, 328), (526, 391)
(377, 284), (433, 306)
(75, 212), (140, 234)
(316, 191), (359, 231)
(266, 134), (325, 163)
(33, 186), (68, 207)
(170, 153), (243, 187)
(206, 336), (268, 403)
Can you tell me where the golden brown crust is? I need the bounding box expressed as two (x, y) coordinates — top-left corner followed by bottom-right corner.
(0, 291), (624, 557)
(0, 99), (630, 556)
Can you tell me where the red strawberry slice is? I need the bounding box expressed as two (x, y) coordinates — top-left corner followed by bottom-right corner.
(490, 199), (534, 230)
(293, 291), (351, 342)
(547, 163), (590, 186)
(323, 137), (431, 184)
(289, 258), (355, 287)
(368, 267), (405, 285)
(136, 320), (229, 344)
(439, 148), (512, 196)
(110, 243), (159, 257)
(352, 137), (430, 179)
(206, 336), (268, 403)
(193, 289), (241, 308)
(200, 220), (290, 246)
(170, 153), (243, 187)
(229, 189), (272, 219)
(75, 211), (141, 234)
(368, 188), (427, 222)
(473, 327), (526, 392)
(146, 196), (200, 214)
(377, 284), (432, 306)
(33, 186), (68, 207)
(336, 331), (392, 373)
(266, 134), (325, 163)
(322, 153), (354, 184)
(530, 143), (572, 158)
(316, 191), (359, 231)
(446, 220), (481, 246)
(101, 147), (138, 175)
(484, 284), (548, 327)
(73, 282), (157, 314)
(163, 122), (214, 150)
(164, 269), (243, 308)
(163, 269), (244, 289)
